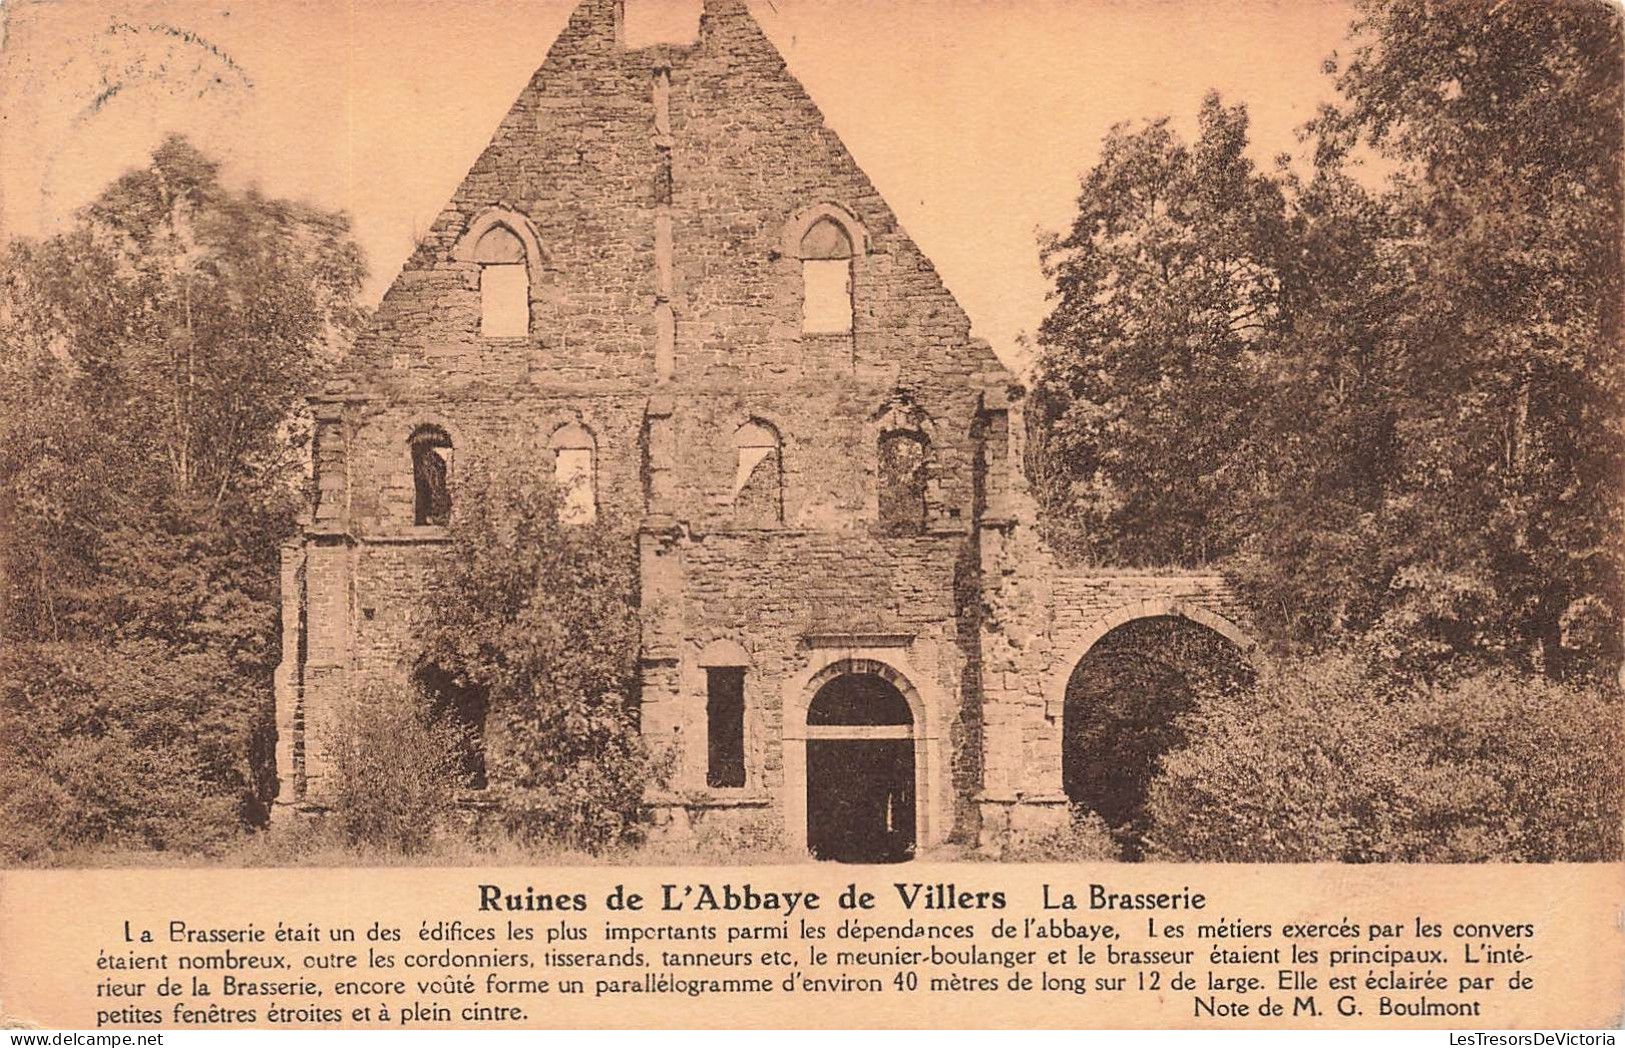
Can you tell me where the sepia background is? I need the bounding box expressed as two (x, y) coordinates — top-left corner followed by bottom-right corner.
(1, 0), (1362, 372)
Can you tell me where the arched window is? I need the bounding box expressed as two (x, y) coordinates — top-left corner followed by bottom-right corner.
(733, 420), (782, 526)
(410, 425), (453, 526)
(473, 225), (530, 338)
(877, 430), (928, 535)
(799, 217), (853, 334)
(549, 422), (597, 524)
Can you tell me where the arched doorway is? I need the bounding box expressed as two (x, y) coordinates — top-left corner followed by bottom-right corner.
(1061, 615), (1253, 859)
(805, 673), (916, 863)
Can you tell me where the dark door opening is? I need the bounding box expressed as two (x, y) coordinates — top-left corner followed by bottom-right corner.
(807, 739), (915, 863)
(804, 672), (917, 863)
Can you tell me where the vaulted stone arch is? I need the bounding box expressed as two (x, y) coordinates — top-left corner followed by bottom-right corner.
(1041, 598), (1258, 858)
(1043, 598), (1257, 719)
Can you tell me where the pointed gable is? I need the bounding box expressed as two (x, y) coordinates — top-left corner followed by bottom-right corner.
(338, 0), (1008, 396)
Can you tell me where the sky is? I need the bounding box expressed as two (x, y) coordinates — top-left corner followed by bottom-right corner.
(0, 0), (1359, 371)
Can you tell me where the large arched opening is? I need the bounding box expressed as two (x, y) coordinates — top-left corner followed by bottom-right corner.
(1061, 614), (1254, 859)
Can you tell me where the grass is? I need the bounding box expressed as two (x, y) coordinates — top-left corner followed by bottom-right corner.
(10, 820), (991, 869)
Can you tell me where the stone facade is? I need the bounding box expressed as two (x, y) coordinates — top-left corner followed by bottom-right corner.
(272, 0), (1255, 855)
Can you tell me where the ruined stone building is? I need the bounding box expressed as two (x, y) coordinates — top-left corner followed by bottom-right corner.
(273, 0), (1256, 860)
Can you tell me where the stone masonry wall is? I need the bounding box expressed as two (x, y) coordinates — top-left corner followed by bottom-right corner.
(279, 0), (1015, 839)
(324, 0), (1008, 535)
(975, 510), (1256, 844)
(639, 527), (978, 837)
(274, 0), (1254, 857)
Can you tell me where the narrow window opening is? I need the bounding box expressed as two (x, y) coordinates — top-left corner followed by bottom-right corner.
(549, 422), (597, 525)
(411, 426), (453, 526)
(800, 217), (854, 334)
(878, 430), (928, 535)
(733, 421), (783, 526)
(474, 225), (529, 338)
(556, 449), (595, 524)
(706, 667), (746, 789)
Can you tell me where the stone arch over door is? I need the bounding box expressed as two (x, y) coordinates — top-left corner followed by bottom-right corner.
(780, 651), (949, 860)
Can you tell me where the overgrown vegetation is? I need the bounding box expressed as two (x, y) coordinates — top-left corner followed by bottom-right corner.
(997, 809), (1120, 863)
(0, 136), (365, 864)
(415, 468), (666, 853)
(324, 682), (473, 855)
(1143, 656), (1623, 863)
(1061, 617), (1255, 857)
(1027, 0), (1623, 862)
(1031, 0), (1623, 684)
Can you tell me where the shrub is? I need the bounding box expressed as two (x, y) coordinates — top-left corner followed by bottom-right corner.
(324, 682), (472, 855)
(418, 467), (664, 853)
(1409, 670), (1623, 863)
(0, 639), (257, 864)
(1001, 807), (1122, 862)
(1143, 654), (1623, 862)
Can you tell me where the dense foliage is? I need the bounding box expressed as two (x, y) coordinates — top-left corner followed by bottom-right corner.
(416, 469), (663, 852)
(1031, 0), (1623, 683)
(1033, 94), (1290, 566)
(325, 682), (473, 855)
(0, 136), (365, 861)
(1144, 655), (1623, 863)
(1031, 0), (1622, 862)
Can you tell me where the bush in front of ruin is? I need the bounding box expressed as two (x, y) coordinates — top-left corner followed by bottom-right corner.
(324, 681), (473, 855)
(1141, 653), (1624, 863)
(999, 807), (1122, 863)
(0, 638), (256, 863)
(416, 468), (665, 853)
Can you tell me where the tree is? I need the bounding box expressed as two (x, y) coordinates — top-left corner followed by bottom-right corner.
(1316, 0), (1625, 681)
(1031, 2), (1624, 682)
(1226, 0), (1625, 679)
(1219, 127), (1407, 649)
(1030, 93), (1291, 566)
(417, 468), (663, 852)
(0, 136), (366, 857)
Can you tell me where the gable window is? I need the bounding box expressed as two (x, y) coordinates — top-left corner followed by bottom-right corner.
(800, 217), (853, 334)
(473, 225), (530, 338)
(410, 425), (453, 526)
(549, 422), (597, 524)
(733, 420), (783, 526)
(705, 667), (747, 789)
(878, 430), (928, 535)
